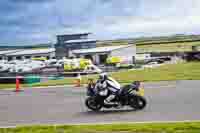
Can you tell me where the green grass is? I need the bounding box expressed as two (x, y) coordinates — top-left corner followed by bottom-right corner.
(1, 62), (200, 89)
(98, 36), (200, 52)
(137, 41), (200, 52)
(110, 61), (200, 82)
(33, 62), (200, 86)
(99, 39), (200, 53)
(32, 77), (76, 87)
(0, 84), (17, 89)
(0, 122), (200, 133)
(0, 84), (30, 90)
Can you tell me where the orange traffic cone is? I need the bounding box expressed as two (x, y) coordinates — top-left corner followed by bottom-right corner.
(15, 76), (23, 92)
(75, 74), (81, 87)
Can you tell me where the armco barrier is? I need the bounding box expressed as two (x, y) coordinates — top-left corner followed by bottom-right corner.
(24, 75), (41, 85)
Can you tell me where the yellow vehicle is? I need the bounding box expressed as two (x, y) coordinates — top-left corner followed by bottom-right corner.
(79, 58), (92, 70)
(106, 56), (121, 65)
(32, 57), (47, 61)
(63, 58), (92, 71)
(64, 63), (73, 71)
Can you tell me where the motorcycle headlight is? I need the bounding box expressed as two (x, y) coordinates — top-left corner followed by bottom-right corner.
(137, 88), (145, 96)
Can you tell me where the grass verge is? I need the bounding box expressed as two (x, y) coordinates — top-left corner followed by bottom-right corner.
(0, 122), (200, 133)
(1, 62), (200, 89)
(31, 62), (200, 86)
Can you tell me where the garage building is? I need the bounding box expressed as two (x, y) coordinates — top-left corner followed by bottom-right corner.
(0, 50), (22, 60)
(5, 48), (55, 61)
(71, 45), (136, 65)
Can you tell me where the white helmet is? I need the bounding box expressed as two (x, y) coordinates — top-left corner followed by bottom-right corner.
(99, 72), (108, 81)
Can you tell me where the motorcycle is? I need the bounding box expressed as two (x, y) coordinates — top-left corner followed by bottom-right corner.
(85, 79), (147, 111)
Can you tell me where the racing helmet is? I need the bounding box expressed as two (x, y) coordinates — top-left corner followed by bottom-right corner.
(99, 72), (108, 81)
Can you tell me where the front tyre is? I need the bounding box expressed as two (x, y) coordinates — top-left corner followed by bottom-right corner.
(129, 95), (147, 110)
(85, 97), (102, 111)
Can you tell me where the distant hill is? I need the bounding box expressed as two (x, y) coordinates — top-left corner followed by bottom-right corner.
(97, 34), (200, 47)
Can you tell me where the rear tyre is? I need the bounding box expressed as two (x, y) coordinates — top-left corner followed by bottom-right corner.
(85, 97), (102, 111)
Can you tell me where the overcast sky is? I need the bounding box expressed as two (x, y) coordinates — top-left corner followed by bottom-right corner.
(0, 0), (200, 45)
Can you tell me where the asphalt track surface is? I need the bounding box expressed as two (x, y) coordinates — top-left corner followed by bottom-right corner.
(0, 80), (200, 127)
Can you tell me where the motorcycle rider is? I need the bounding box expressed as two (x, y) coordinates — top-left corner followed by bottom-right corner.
(96, 72), (121, 106)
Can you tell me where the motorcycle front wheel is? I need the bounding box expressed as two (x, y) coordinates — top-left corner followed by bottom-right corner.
(129, 95), (147, 110)
(85, 97), (102, 111)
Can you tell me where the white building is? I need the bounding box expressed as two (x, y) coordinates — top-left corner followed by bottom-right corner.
(0, 48), (55, 61)
(71, 45), (136, 64)
(0, 50), (22, 60)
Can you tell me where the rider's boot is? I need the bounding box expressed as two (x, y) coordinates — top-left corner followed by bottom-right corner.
(104, 95), (119, 107)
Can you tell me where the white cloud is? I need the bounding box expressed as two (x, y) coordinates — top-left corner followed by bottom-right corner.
(87, 0), (200, 38)
(1, 0), (200, 44)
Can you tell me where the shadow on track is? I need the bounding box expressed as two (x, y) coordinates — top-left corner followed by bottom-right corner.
(81, 108), (139, 115)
